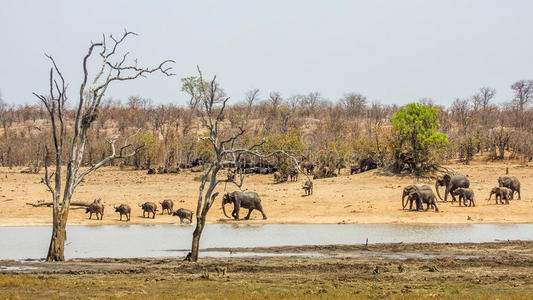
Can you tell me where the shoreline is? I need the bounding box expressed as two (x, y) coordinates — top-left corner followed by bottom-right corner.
(2, 220), (533, 227)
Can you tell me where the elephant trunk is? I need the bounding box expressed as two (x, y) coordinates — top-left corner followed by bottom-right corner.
(222, 200), (231, 219)
(402, 190), (408, 209)
(435, 180), (443, 200)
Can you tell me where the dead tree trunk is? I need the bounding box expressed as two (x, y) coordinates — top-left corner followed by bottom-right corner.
(34, 30), (173, 261)
(183, 69), (308, 262)
(47, 210), (68, 261)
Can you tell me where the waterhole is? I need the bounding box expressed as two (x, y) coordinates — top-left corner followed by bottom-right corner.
(0, 224), (531, 260)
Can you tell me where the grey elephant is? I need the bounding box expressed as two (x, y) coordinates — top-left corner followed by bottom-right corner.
(489, 186), (512, 204)
(222, 191), (267, 220)
(452, 187), (475, 207)
(435, 174), (470, 202)
(402, 185), (432, 210)
(407, 187), (439, 212)
(498, 176), (521, 200)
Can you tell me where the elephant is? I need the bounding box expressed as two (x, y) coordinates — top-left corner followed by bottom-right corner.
(452, 187), (475, 207)
(435, 174), (470, 202)
(222, 191), (267, 220)
(489, 186), (512, 204)
(498, 176), (521, 200)
(402, 185), (437, 211)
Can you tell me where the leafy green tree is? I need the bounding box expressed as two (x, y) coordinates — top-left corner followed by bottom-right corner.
(389, 103), (448, 174)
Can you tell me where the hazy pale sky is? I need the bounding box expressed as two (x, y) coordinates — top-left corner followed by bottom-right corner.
(1, 0), (532, 107)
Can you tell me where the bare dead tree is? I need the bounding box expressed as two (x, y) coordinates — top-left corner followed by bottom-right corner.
(181, 68), (307, 262)
(511, 80), (533, 112)
(340, 92), (367, 119)
(472, 87), (495, 111)
(33, 30), (174, 261)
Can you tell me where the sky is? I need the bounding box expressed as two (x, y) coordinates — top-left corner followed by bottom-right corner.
(1, 0), (532, 107)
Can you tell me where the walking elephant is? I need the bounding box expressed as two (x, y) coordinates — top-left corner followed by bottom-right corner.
(489, 186), (512, 204)
(435, 174), (470, 202)
(402, 184), (438, 211)
(498, 176), (521, 200)
(452, 187), (475, 207)
(222, 191), (267, 220)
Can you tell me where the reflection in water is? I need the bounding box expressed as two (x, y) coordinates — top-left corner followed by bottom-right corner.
(0, 224), (531, 260)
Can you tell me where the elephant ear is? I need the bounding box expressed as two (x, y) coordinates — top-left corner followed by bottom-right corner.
(443, 174), (451, 182)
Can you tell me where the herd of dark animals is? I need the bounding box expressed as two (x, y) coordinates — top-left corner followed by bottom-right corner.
(402, 175), (522, 212)
(84, 156), (521, 222)
(146, 157), (379, 179)
(86, 155), (523, 220)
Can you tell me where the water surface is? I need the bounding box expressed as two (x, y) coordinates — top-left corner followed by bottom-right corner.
(0, 224), (531, 260)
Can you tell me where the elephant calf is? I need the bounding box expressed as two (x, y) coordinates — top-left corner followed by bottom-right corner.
(489, 187), (512, 204)
(408, 191), (439, 212)
(403, 185), (439, 212)
(498, 176), (521, 200)
(452, 188), (475, 207)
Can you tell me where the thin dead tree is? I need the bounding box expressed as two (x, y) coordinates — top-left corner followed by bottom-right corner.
(181, 68), (308, 262)
(33, 30), (174, 261)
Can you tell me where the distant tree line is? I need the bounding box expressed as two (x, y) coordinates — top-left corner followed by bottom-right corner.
(1, 80), (533, 174)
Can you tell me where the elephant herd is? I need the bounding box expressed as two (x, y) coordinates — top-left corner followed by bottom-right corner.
(402, 175), (521, 212)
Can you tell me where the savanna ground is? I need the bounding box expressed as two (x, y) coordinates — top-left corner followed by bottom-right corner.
(1, 158), (533, 299)
(1, 242), (532, 299)
(0, 158), (532, 225)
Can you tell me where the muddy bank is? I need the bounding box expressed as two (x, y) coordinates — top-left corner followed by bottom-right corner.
(2, 241), (532, 273)
(1, 241), (532, 299)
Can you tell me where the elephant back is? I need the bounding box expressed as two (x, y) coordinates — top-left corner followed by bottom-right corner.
(232, 191), (260, 201)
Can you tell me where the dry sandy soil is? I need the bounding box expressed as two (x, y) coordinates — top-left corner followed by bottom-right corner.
(0, 159), (532, 226)
(1, 241), (532, 299)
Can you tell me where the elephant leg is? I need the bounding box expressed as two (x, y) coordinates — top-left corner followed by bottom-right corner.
(444, 188), (449, 202)
(244, 208), (253, 220)
(450, 190), (457, 202)
(433, 201), (439, 212)
(257, 203), (267, 219)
